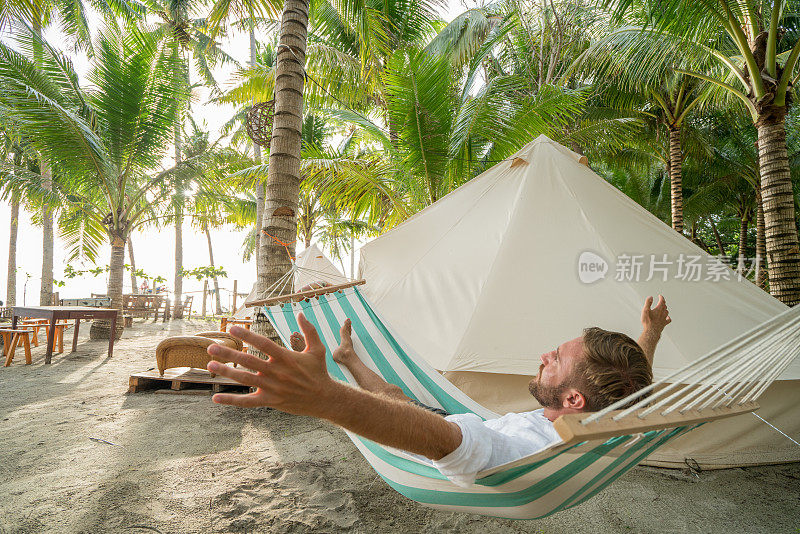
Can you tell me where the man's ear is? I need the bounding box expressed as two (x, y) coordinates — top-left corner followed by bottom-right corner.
(562, 388), (586, 411)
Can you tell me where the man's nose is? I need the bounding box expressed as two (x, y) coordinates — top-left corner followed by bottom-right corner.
(541, 351), (553, 364)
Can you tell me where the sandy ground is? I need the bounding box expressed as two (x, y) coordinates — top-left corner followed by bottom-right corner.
(1, 319), (799, 534)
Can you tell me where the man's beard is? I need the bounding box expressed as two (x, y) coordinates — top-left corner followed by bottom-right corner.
(528, 377), (568, 409)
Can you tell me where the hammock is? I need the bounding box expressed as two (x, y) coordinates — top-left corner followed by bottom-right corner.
(252, 283), (800, 520)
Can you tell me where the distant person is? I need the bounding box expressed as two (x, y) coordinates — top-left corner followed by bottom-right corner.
(207, 296), (670, 486)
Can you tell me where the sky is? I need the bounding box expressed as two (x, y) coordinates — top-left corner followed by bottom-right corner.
(0, 1), (469, 310)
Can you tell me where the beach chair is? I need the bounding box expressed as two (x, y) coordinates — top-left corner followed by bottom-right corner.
(156, 331), (243, 376)
(253, 283), (800, 519)
(180, 296), (194, 317)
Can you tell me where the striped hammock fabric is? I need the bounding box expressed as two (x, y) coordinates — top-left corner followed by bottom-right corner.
(263, 287), (697, 519)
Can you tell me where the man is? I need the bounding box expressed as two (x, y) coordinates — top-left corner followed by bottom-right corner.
(207, 295), (670, 486)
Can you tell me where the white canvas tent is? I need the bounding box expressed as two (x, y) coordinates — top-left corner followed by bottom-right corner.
(359, 135), (800, 468)
(234, 244), (345, 318)
(292, 243), (348, 290)
(233, 284), (260, 319)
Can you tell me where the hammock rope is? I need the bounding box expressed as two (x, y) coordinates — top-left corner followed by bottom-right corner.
(583, 304), (800, 425)
(247, 260), (353, 308)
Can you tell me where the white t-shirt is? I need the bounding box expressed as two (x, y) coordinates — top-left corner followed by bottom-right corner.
(429, 409), (562, 487)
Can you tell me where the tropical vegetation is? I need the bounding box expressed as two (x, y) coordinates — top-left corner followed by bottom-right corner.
(1, 0), (799, 341)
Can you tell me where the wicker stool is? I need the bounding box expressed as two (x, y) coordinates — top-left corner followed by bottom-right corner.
(1, 329), (33, 366)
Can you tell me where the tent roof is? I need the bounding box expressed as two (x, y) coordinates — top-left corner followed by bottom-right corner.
(359, 135), (798, 380)
(233, 244), (345, 318)
(293, 244), (347, 289)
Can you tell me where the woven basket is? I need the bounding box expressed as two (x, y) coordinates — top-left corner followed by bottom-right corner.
(245, 100), (274, 147)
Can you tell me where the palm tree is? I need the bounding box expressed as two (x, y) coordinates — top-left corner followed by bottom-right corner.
(312, 45), (590, 226)
(253, 0), (309, 335)
(127, 238), (139, 293)
(144, 0), (236, 317)
(206, 0), (280, 270)
(220, 0), (452, 295)
(598, 0), (800, 304)
(2, 0), (144, 306)
(177, 118), (254, 314)
(1, 133), (27, 306)
(0, 25), (183, 337)
(7, 190), (20, 305)
(575, 45), (708, 233)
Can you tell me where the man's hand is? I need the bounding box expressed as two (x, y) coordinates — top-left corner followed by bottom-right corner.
(641, 295), (671, 335)
(207, 314), (463, 461)
(638, 295), (671, 366)
(206, 313), (340, 419)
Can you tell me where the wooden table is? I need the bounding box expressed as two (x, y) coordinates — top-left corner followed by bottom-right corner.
(11, 306), (119, 364)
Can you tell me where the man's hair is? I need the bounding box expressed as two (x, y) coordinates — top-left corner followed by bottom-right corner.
(573, 327), (652, 412)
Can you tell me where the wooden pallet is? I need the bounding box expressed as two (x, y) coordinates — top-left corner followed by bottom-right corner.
(128, 367), (253, 394)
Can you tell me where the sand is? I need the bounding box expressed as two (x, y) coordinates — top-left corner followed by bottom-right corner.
(1, 319), (798, 534)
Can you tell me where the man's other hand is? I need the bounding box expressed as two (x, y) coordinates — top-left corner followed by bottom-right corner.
(206, 313), (339, 418)
(641, 295), (671, 335)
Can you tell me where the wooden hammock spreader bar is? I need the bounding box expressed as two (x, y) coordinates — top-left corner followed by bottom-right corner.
(553, 400), (759, 445)
(245, 279), (367, 307)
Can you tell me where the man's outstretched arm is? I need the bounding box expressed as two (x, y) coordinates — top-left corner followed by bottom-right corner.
(638, 295), (671, 366)
(206, 314), (462, 461)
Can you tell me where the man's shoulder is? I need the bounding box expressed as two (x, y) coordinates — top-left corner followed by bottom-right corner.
(510, 408), (549, 419)
(486, 409), (553, 428)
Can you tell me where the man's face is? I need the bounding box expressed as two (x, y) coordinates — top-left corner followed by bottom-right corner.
(528, 336), (584, 409)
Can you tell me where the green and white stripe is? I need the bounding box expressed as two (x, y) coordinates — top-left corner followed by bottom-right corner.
(264, 287), (693, 519)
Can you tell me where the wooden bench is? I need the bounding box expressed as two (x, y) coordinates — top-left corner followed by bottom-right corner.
(123, 294), (166, 320)
(1, 329), (32, 366)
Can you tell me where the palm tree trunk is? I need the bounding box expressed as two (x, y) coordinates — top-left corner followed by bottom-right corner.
(90, 234), (126, 339)
(757, 113), (800, 305)
(108, 239), (126, 314)
(256, 183), (265, 268)
(127, 237), (138, 293)
(39, 160), (54, 305)
(7, 191), (19, 306)
(172, 122), (184, 318)
(253, 0), (309, 348)
(350, 233), (355, 278)
(737, 215), (749, 273)
(31, 20), (54, 306)
(668, 126), (683, 233)
(709, 218), (726, 257)
(173, 202), (184, 318)
(204, 226), (222, 315)
(690, 223), (710, 253)
(755, 178), (767, 290)
(251, 24), (265, 271)
(201, 279), (208, 316)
